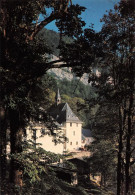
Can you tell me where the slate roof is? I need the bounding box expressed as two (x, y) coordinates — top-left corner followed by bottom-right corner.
(49, 102), (82, 124)
(82, 129), (92, 138)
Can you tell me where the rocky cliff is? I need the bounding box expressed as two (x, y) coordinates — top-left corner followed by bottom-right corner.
(47, 55), (90, 85)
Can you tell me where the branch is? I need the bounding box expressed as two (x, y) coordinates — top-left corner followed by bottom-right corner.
(49, 63), (70, 69)
(46, 61), (70, 70)
(32, 61), (71, 72)
(64, 0), (72, 12)
(27, 0), (73, 41)
(27, 12), (61, 41)
(46, 59), (65, 66)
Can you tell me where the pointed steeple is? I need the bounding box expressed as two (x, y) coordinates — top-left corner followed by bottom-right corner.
(55, 89), (61, 105)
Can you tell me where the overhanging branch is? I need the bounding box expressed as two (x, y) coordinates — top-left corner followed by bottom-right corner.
(27, 12), (61, 41)
(39, 61), (71, 70)
(27, 0), (73, 41)
(46, 59), (64, 66)
(49, 63), (70, 69)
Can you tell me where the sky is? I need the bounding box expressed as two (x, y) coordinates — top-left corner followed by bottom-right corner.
(46, 0), (120, 32)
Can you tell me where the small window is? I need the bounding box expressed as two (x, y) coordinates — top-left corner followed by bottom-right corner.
(32, 130), (36, 145)
(41, 128), (45, 135)
(70, 123), (72, 127)
(70, 142), (72, 145)
(33, 130), (36, 139)
(76, 141), (78, 145)
(73, 131), (75, 136)
(76, 123), (78, 127)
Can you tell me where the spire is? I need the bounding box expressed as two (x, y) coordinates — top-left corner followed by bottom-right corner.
(55, 89), (61, 105)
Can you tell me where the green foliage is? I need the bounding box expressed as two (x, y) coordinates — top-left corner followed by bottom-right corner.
(37, 28), (73, 56)
(88, 103), (118, 191)
(0, 0), (88, 193)
(79, 1), (135, 194)
(56, 78), (95, 99)
(56, 4), (86, 39)
(11, 140), (62, 184)
(7, 140), (89, 195)
(30, 74), (57, 109)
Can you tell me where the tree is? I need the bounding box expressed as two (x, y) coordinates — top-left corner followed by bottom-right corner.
(88, 101), (119, 192)
(84, 1), (135, 194)
(99, 2), (135, 194)
(0, 0), (86, 191)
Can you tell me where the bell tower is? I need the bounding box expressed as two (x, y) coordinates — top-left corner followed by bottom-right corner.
(55, 89), (61, 105)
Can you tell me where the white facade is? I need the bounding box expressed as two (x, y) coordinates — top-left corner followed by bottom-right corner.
(26, 119), (82, 154)
(65, 122), (82, 152)
(26, 124), (64, 154)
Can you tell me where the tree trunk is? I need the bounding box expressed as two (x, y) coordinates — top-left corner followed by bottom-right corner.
(124, 54), (134, 195)
(9, 110), (23, 187)
(117, 107), (123, 195)
(0, 106), (7, 192)
(125, 95), (133, 195)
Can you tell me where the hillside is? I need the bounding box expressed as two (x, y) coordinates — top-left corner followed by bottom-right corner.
(37, 28), (73, 56)
(37, 29), (91, 85)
